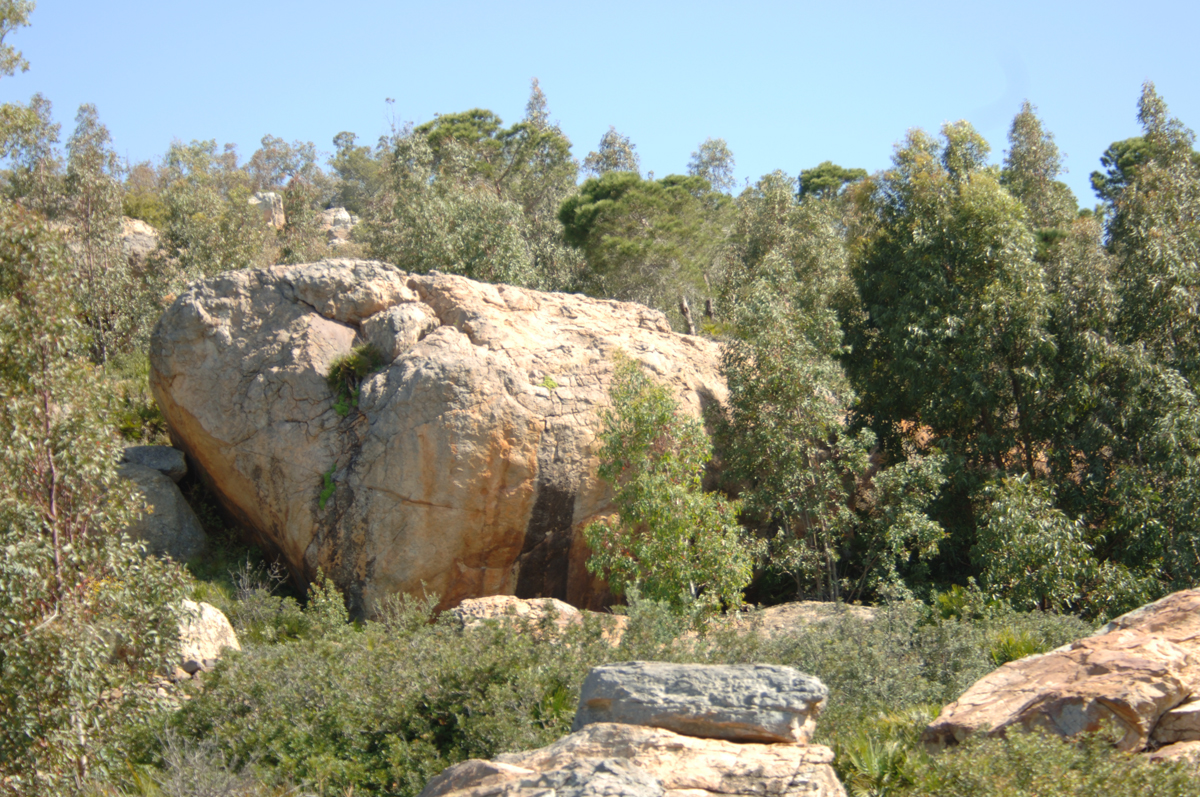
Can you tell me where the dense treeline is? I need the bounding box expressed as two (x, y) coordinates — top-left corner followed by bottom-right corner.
(5, 41), (1200, 614)
(3, 2), (1200, 791)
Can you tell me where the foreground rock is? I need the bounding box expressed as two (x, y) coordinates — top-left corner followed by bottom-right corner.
(117, 460), (207, 561)
(923, 590), (1200, 752)
(178, 600), (240, 674)
(420, 662), (844, 797)
(150, 260), (724, 614)
(575, 662), (828, 744)
(422, 723), (845, 797)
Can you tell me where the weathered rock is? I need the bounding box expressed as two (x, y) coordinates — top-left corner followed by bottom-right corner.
(924, 590), (1200, 752)
(122, 445), (188, 483)
(1148, 740), (1200, 764)
(736, 601), (878, 639)
(150, 260), (724, 614)
(1153, 697), (1200, 745)
(117, 462), (207, 561)
(121, 216), (159, 266)
(574, 662), (828, 744)
(319, 207), (358, 247)
(421, 723), (845, 797)
(248, 191), (285, 229)
(178, 600), (240, 674)
(452, 595), (628, 643)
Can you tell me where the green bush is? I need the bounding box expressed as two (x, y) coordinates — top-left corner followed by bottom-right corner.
(584, 351), (756, 615)
(327, 343), (384, 417)
(911, 726), (1198, 797)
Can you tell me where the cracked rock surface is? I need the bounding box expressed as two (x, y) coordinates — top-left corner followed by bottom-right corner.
(150, 259), (725, 614)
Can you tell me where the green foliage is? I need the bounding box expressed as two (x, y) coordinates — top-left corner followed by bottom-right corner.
(363, 84), (582, 292)
(584, 352), (754, 614)
(0, 200), (189, 792)
(157, 139), (272, 281)
(0, 92), (63, 217)
(317, 464), (336, 510)
(330, 131), (382, 216)
(121, 160), (166, 227)
(798, 160), (867, 201)
(0, 1), (33, 79)
(582, 126), (639, 178)
(326, 343), (384, 417)
(718, 173), (945, 601)
(559, 171), (732, 329)
(64, 103), (162, 367)
(911, 726), (1197, 797)
(687, 137), (736, 193)
(1000, 101), (1077, 232)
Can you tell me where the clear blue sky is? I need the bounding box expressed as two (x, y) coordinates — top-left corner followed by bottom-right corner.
(3, 0), (1197, 205)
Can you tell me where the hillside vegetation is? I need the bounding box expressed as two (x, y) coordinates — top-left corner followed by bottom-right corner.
(2, 4), (1200, 794)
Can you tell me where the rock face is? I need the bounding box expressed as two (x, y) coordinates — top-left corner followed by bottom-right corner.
(117, 461), (207, 561)
(178, 600), (240, 674)
(923, 590), (1200, 753)
(150, 260), (724, 614)
(574, 662), (828, 744)
(419, 663), (845, 797)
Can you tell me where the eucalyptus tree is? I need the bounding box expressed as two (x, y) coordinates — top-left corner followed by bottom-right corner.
(157, 139), (272, 281)
(63, 103), (157, 366)
(717, 172), (945, 601)
(1000, 101), (1077, 235)
(363, 82), (582, 290)
(0, 200), (188, 791)
(687, 137), (736, 193)
(797, 161), (867, 201)
(558, 171), (732, 329)
(582, 126), (640, 178)
(1106, 83), (1200, 383)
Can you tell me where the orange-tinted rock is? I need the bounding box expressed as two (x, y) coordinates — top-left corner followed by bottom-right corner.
(924, 590), (1200, 752)
(150, 260), (724, 616)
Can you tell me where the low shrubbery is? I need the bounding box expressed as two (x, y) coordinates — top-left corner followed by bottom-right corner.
(87, 580), (1119, 797)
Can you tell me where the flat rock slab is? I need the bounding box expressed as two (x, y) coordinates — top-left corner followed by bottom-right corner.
(573, 662), (828, 743)
(420, 723), (846, 797)
(924, 589), (1200, 752)
(123, 445), (188, 482)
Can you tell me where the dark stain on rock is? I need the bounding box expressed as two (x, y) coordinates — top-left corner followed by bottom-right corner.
(515, 479), (575, 601)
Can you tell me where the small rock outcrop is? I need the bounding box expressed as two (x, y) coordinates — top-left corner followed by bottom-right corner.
(178, 600), (240, 674)
(420, 663), (845, 797)
(248, 191), (285, 229)
(150, 260), (724, 614)
(574, 662), (828, 744)
(318, 207), (358, 248)
(923, 590), (1200, 753)
(118, 452), (207, 561)
(121, 216), (160, 267)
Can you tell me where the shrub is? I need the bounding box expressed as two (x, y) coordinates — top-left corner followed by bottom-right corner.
(584, 352), (756, 615)
(326, 343), (384, 417)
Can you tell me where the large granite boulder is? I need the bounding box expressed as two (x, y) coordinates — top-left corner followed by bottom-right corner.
(149, 260), (724, 614)
(923, 590), (1200, 752)
(121, 216), (160, 267)
(574, 662), (828, 744)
